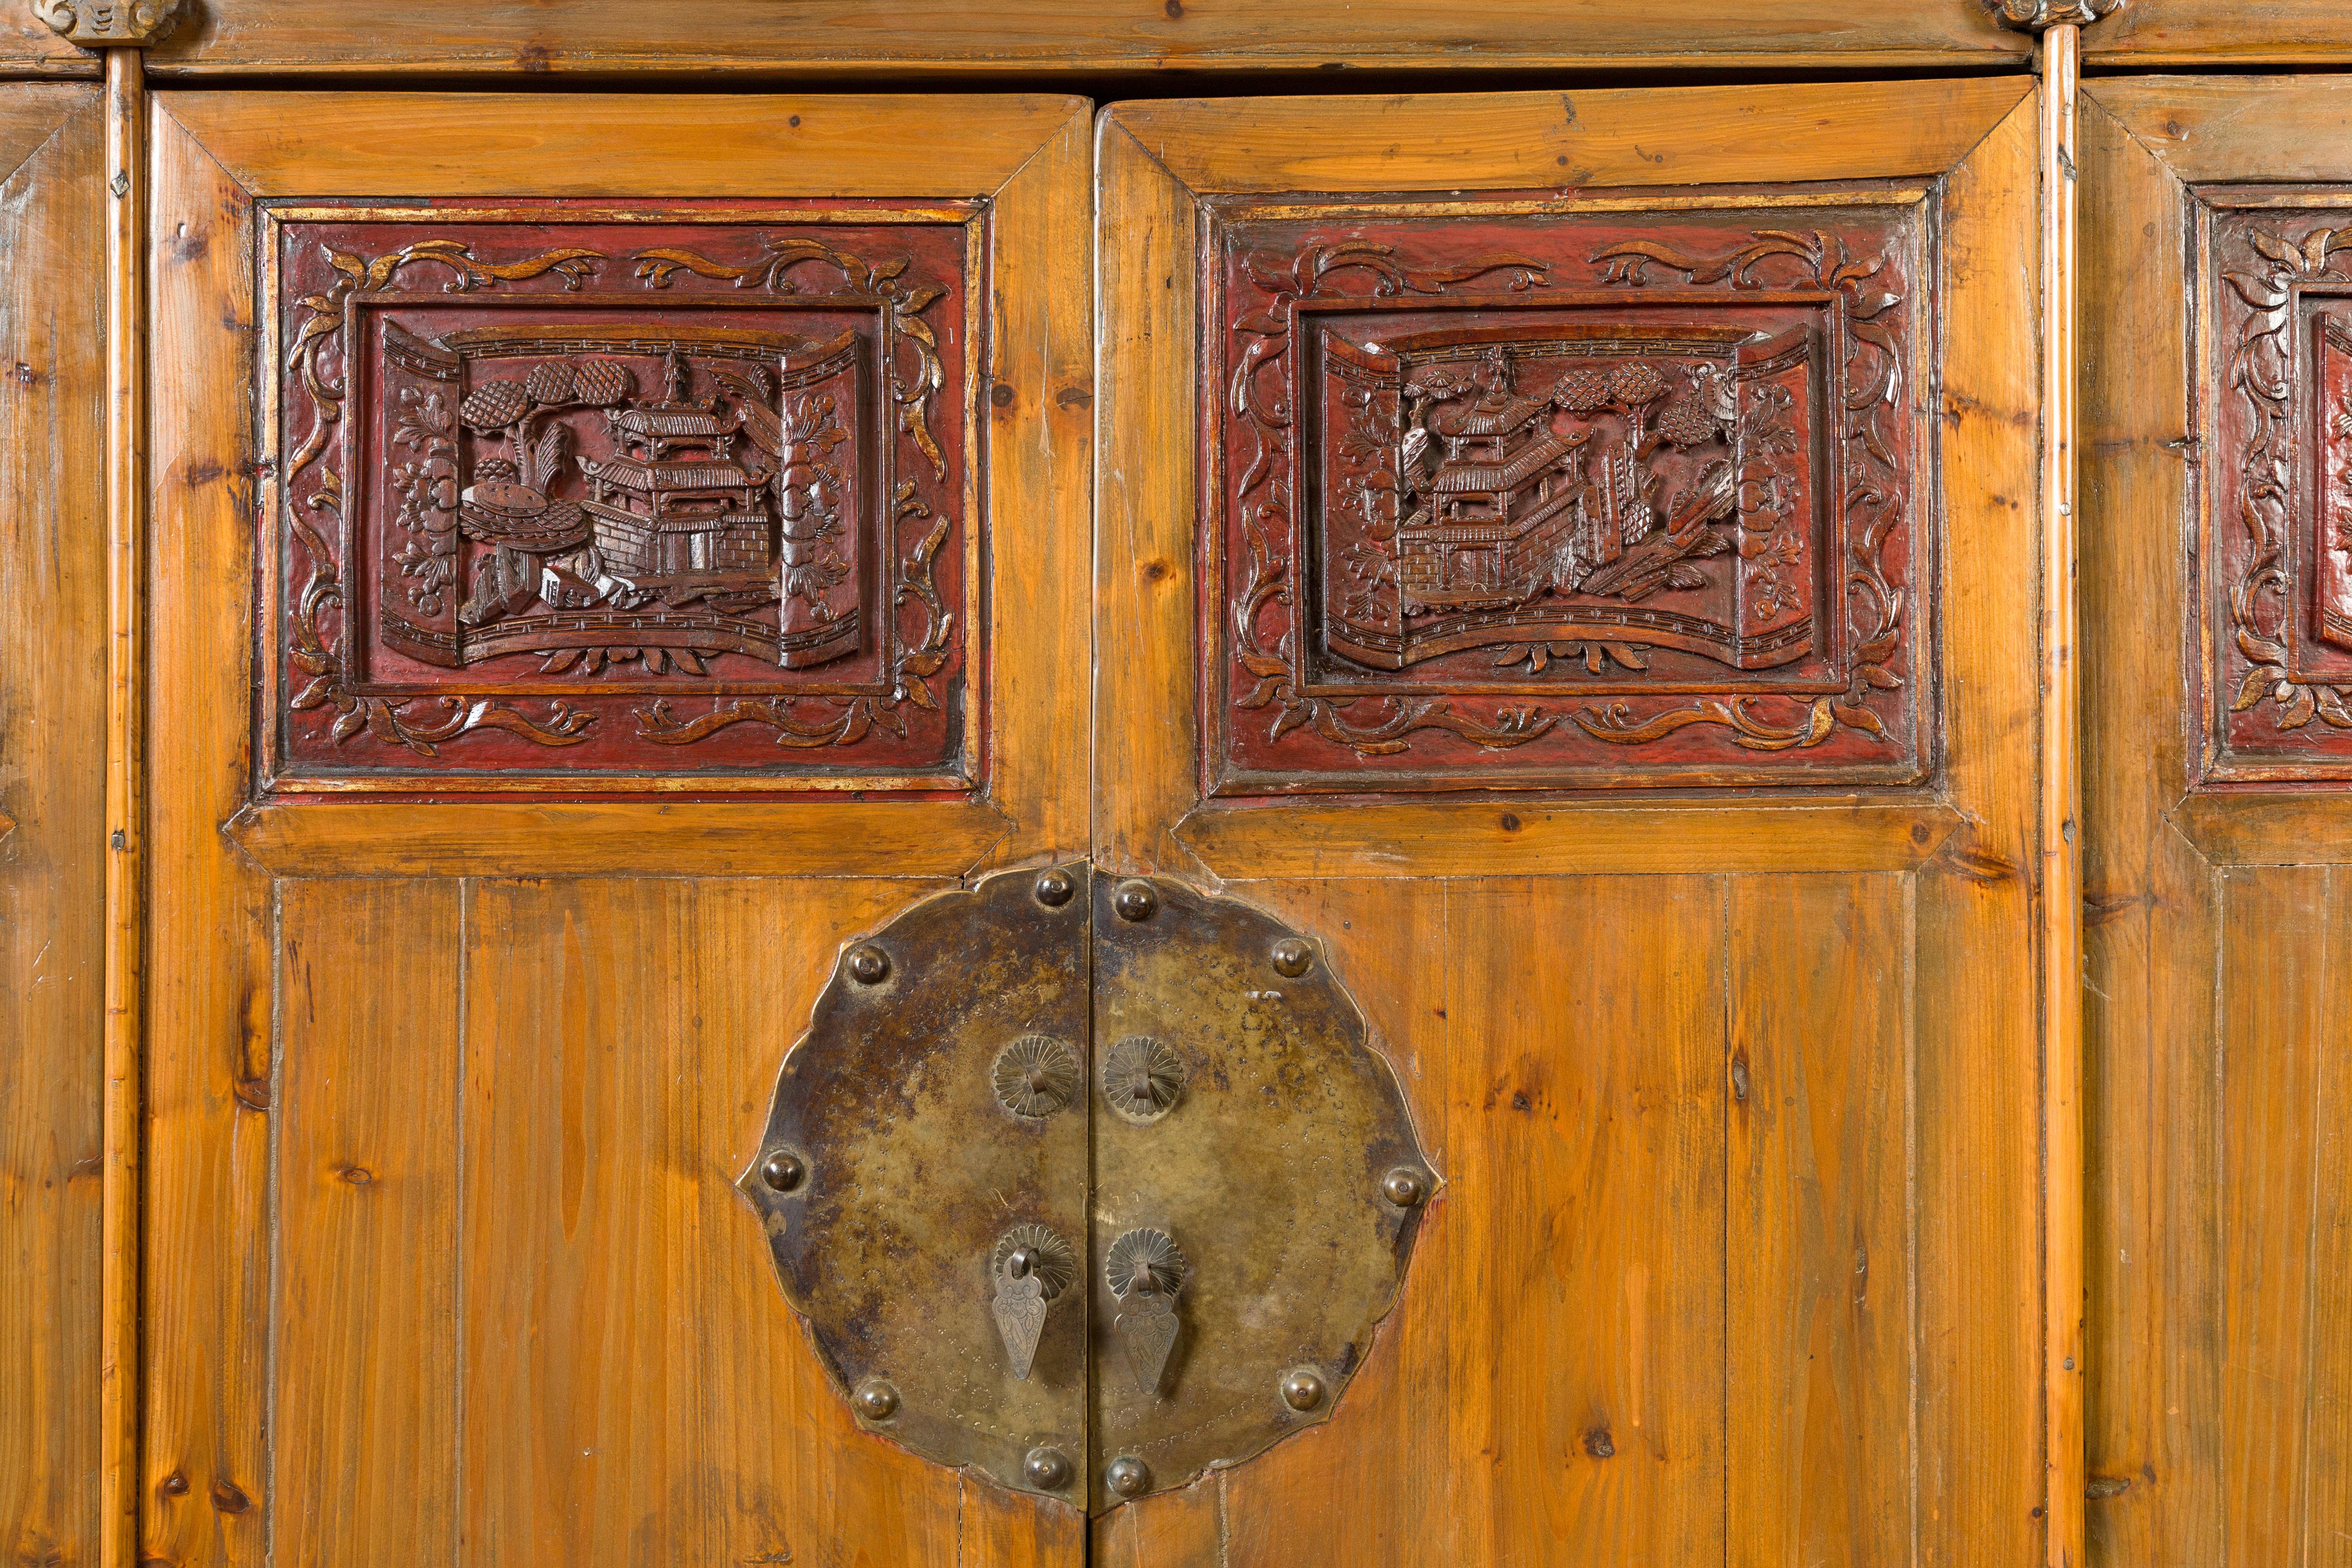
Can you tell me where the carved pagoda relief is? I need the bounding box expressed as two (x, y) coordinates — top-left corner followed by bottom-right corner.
(2199, 194), (2352, 784)
(1209, 203), (1936, 793)
(260, 211), (977, 793)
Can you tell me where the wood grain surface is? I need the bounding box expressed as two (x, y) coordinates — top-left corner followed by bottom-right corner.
(43, 1), (2031, 79)
(0, 80), (105, 1568)
(144, 90), (1093, 1568)
(2079, 74), (2352, 1568)
(1096, 78), (2051, 1566)
(2085, 1), (2352, 64)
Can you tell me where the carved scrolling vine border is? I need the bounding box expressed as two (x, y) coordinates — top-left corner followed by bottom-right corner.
(279, 233), (957, 760)
(1225, 228), (1914, 762)
(2220, 224), (2352, 736)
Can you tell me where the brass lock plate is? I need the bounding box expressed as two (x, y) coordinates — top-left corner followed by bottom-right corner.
(738, 864), (1094, 1501)
(738, 864), (1433, 1512)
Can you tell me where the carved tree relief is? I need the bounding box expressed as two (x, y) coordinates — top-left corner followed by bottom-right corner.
(262, 213), (974, 793)
(1210, 205), (1933, 793)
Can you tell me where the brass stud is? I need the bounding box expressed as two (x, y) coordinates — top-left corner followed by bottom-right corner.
(1034, 869), (1075, 907)
(1106, 1455), (1151, 1498)
(845, 944), (890, 984)
(1023, 1446), (1071, 1490)
(1270, 937), (1313, 977)
(1280, 1369), (1326, 1411)
(1381, 1167), (1427, 1208)
(1112, 880), (1158, 922)
(760, 1151), (805, 1193)
(853, 1378), (899, 1420)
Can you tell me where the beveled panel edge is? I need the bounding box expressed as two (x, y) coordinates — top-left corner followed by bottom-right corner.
(153, 90), (1093, 200)
(2170, 793), (2352, 867)
(222, 796), (1014, 878)
(1173, 797), (1962, 878)
(1104, 76), (2034, 196)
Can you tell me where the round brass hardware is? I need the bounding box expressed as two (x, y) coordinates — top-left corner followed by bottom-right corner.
(1106, 1227), (1188, 1299)
(1024, 1447), (1071, 1490)
(1270, 937), (1313, 977)
(845, 944), (891, 984)
(1034, 869), (1075, 907)
(991, 1224), (1078, 1302)
(853, 1379), (899, 1420)
(1381, 1167), (1427, 1208)
(1280, 1369), (1326, 1411)
(993, 1035), (1080, 1118)
(1112, 880), (1159, 922)
(1101, 1035), (1184, 1123)
(760, 1151), (805, 1194)
(1106, 1456), (1151, 1498)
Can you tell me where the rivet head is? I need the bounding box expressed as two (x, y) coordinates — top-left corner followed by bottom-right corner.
(1270, 937), (1313, 977)
(853, 1378), (898, 1420)
(846, 944), (890, 984)
(1381, 1167), (1427, 1208)
(1023, 1446), (1070, 1490)
(760, 1151), (805, 1193)
(1034, 869), (1075, 907)
(1112, 880), (1158, 922)
(1106, 1455), (1151, 1498)
(1280, 1369), (1326, 1411)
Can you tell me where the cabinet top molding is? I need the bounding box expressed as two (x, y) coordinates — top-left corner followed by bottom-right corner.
(1991, 0), (2114, 29)
(35, 0), (182, 46)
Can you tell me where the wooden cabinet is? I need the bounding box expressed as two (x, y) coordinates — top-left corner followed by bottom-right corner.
(5, 6), (2346, 1568)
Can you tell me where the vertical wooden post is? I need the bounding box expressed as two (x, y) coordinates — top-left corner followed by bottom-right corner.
(2037, 18), (2086, 1568)
(100, 42), (149, 1568)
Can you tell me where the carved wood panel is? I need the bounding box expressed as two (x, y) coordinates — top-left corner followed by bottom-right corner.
(2200, 190), (2352, 783)
(1204, 196), (1936, 794)
(259, 206), (978, 793)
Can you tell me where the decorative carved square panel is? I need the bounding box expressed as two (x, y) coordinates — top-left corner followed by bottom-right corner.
(2200, 190), (2352, 783)
(259, 206), (977, 793)
(1205, 197), (1936, 794)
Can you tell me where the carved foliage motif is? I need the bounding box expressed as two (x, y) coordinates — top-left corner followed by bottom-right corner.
(1213, 206), (1931, 792)
(2202, 204), (2352, 780)
(265, 213), (973, 789)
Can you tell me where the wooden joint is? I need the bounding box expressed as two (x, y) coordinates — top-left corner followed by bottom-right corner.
(32, 0), (183, 47)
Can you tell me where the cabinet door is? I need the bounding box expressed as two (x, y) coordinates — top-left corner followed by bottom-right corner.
(140, 91), (1091, 1568)
(2081, 74), (2352, 1567)
(1096, 79), (2054, 1565)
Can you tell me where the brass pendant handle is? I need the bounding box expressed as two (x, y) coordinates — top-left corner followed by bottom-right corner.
(1106, 1228), (1187, 1393)
(990, 1224), (1074, 1381)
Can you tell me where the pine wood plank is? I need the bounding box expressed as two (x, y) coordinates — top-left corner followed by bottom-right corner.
(140, 95), (272, 1568)
(223, 800), (1014, 881)
(271, 879), (462, 1568)
(2086, 2), (2352, 64)
(127, 1), (2027, 77)
(1727, 874), (1915, 1568)
(0, 81), (105, 1568)
(1912, 89), (2048, 1568)
(976, 96), (1094, 869)
(2076, 88), (2228, 1563)
(1087, 1476), (1219, 1566)
(1112, 77), (2032, 197)
(2216, 867), (2340, 1565)
(155, 92), (1088, 201)
(456, 876), (973, 1567)
(1453, 876), (1728, 1565)
(2085, 76), (2352, 186)
(1176, 801), (1960, 879)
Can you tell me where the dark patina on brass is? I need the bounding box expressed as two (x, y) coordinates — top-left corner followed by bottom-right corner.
(1089, 874), (1433, 1511)
(738, 862), (1092, 1502)
(739, 862), (1432, 1513)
